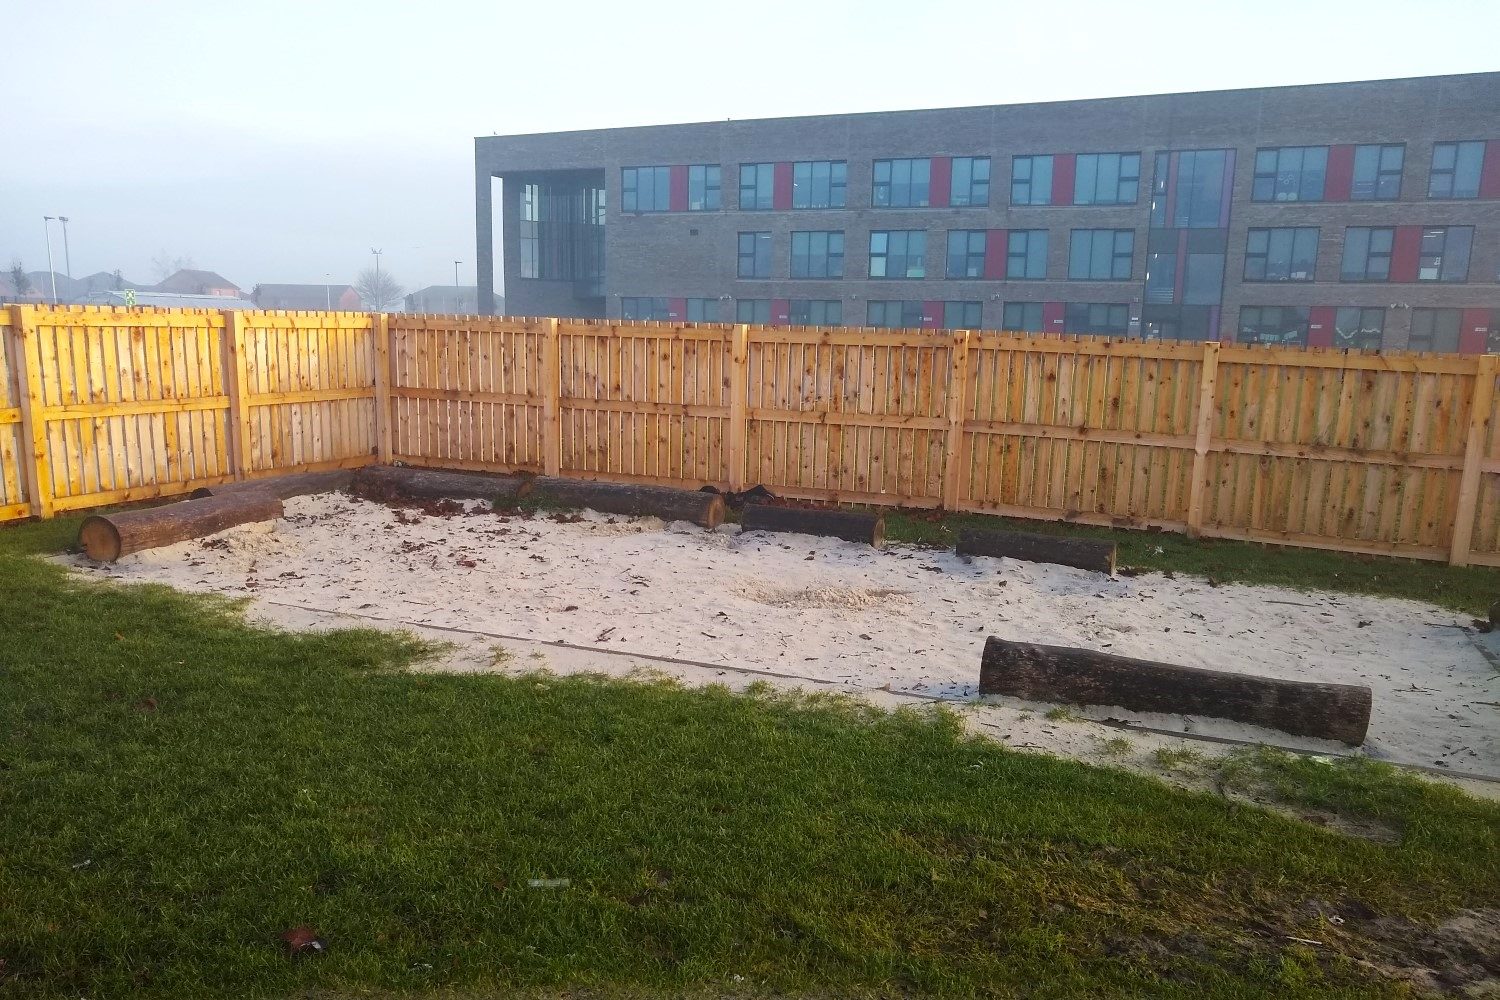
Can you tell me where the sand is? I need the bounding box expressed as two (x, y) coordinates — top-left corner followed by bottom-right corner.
(67, 492), (1500, 779)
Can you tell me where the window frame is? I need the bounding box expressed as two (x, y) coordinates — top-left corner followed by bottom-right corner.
(736, 299), (771, 324)
(686, 165), (721, 212)
(1073, 152), (1141, 206)
(872, 158), (933, 208)
(1237, 306), (1311, 346)
(1011, 154), (1054, 206)
(1333, 306), (1384, 350)
(944, 230), (987, 279)
(1417, 226), (1473, 282)
(1243, 227), (1319, 282)
(1340, 227), (1395, 282)
(1067, 228), (1135, 281)
(1064, 302), (1130, 336)
(1006, 229), (1048, 280)
(866, 300), (925, 329)
(737, 231), (772, 279)
(1408, 307), (1462, 353)
(791, 160), (847, 210)
(1351, 143), (1403, 201)
(1002, 302), (1045, 332)
(949, 156), (991, 207)
(738, 163), (775, 211)
(1251, 146), (1329, 203)
(1428, 141), (1485, 200)
(621, 296), (671, 321)
(868, 230), (927, 280)
(943, 301), (983, 330)
(621, 166), (672, 213)
(789, 230), (845, 279)
(789, 299), (843, 325)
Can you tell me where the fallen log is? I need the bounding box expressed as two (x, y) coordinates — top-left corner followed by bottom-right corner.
(78, 493), (284, 563)
(350, 464), (533, 503)
(957, 528), (1116, 575)
(526, 477), (724, 528)
(740, 504), (884, 547)
(190, 469), (355, 501)
(978, 635), (1372, 745)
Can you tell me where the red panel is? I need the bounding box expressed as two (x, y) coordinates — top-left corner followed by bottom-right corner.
(929, 156), (952, 207)
(668, 166), (688, 212)
(773, 162), (793, 210)
(1390, 225), (1422, 282)
(1460, 308), (1491, 354)
(984, 229), (1008, 280)
(1042, 302), (1065, 330)
(1308, 306), (1336, 348)
(1325, 145), (1354, 202)
(771, 299), (790, 325)
(922, 301), (944, 330)
(1051, 153), (1076, 206)
(667, 297), (686, 321)
(1481, 141), (1500, 198)
(1173, 231), (1188, 302)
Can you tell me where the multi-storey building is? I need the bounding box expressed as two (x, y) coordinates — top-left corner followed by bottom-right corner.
(475, 72), (1500, 352)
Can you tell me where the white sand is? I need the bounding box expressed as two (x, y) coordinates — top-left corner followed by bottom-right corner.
(68, 492), (1500, 778)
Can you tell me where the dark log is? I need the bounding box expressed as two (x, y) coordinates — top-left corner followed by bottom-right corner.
(350, 464), (533, 502)
(740, 503), (884, 547)
(527, 477), (724, 528)
(78, 493), (284, 563)
(978, 635), (1372, 745)
(957, 528), (1116, 575)
(190, 469), (354, 501)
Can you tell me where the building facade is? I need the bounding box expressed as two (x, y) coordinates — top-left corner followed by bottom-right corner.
(475, 72), (1500, 352)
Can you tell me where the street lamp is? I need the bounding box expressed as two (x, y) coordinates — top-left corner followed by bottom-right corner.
(58, 216), (72, 279)
(370, 248), (383, 311)
(453, 260), (463, 311)
(324, 273), (332, 311)
(41, 216), (58, 304)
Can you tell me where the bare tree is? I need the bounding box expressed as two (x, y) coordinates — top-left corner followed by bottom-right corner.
(8, 259), (31, 297)
(355, 267), (403, 311)
(151, 250), (196, 282)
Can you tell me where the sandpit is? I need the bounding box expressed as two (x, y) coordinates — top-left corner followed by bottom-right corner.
(67, 491), (1499, 775)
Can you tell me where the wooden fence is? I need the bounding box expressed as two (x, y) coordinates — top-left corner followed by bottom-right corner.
(3, 304), (1498, 567)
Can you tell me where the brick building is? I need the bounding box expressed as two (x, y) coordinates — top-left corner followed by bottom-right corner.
(475, 72), (1500, 352)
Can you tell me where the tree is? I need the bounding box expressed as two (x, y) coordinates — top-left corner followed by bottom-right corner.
(151, 250), (196, 282)
(355, 267), (403, 311)
(8, 259), (30, 297)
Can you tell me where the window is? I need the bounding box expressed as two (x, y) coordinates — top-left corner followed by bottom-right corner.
(1006, 230), (1047, 280)
(1002, 302), (1045, 332)
(1182, 253), (1224, 305)
(1334, 307), (1384, 350)
(790, 299), (842, 325)
(945, 230), (987, 279)
(867, 300), (924, 328)
(1352, 144), (1403, 200)
(1341, 227), (1394, 281)
(1074, 152), (1141, 205)
(517, 180), (606, 283)
(1252, 146), (1328, 202)
(790, 231), (845, 278)
(739, 163), (774, 210)
(621, 297), (671, 321)
(1011, 155), (1053, 205)
(950, 156), (991, 206)
(872, 158), (932, 207)
(1144, 252), (1175, 304)
(1064, 303), (1129, 335)
(1428, 141), (1485, 199)
(736, 299), (770, 324)
(1238, 306), (1309, 345)
(1409, 308), (1461, 352)
(622, 166), (671, 212)
(519, 183), (540, 278)
(1418, 226), (1473, 282)
(685, 298), (718, 323)
(944, 301), (983, 329)
(868, 231), (926, 279)
(1151, 149), (1228, 228)
(1142, 305), (1213, 342)
(1068, 229), (1134, 280)
(737, 232), (772, 278)
(1244, 228), (1319, 282)
(792, 160), (846, 209)
(687, 165), (721, 211)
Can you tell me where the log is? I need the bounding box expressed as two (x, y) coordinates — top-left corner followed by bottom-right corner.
(978, 635), (1372, 746)
(526, 477), (724, 528)
(189, 469), (354, 501)
(350, 464), (533, 503)
(957, 528), (1116, 575)
(78, 493), (285, 563)
(740, 504), (884, 547)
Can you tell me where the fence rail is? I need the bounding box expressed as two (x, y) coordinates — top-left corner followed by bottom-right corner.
(3, 303), (1497, 567)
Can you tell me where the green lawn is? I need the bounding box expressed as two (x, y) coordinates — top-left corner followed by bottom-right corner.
(1, 513), (1497, 998)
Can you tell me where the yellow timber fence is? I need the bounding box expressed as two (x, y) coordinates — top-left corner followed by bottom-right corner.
(2, 303), (1498, 567)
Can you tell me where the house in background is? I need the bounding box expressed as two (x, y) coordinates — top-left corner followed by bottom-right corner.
(82, 290), (257, 310)
(403, 285), (502, 314)
(154, 269), (241, 297)
(252, 283), (362, 310)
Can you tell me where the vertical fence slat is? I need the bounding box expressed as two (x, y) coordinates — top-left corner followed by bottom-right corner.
(1186, 341), (1220, 538)
(373, 312), (392, 463)
(542, 317), (561, 477)
(941, 328), (971, 510)
(221, 309), (253, 479)
(729, 323), (749, 491)
(11, 305), (53, 517)
(1449, 353), (1498, 567)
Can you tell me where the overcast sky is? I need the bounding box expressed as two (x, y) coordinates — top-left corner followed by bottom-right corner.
(3, 0), (1496, 294)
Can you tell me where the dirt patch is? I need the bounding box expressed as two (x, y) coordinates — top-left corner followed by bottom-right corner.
(1354, 906), (1500, 995)
(732, 582), (912, 610)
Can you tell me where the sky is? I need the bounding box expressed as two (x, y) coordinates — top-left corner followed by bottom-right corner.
(3, 0), (1497, 296)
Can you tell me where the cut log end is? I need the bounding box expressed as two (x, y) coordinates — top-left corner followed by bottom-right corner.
(78, 516), (124, 563)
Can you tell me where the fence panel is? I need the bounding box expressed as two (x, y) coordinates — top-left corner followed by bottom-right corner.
(0, 310), (29, 521)
(1462, 357), (1500, 566)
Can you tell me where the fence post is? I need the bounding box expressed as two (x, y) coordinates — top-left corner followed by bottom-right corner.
(1449, 352), (1497, 567)
(542, 317), (562, 476)
(941, 328), (972, 510)
(1185, 341), (1221, 538)
(728, 323), (749, 491)
(11, 305), (54, 517)
(221, 309), (254, 480)
(372, 312), (393, 464)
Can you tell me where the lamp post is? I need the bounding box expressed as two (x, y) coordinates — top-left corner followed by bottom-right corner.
(369, 248), (383, 311)
(42, 216), (58, 304)
(59, 216), (72, 279)
(453, 260), (462, 311)
(324, 273), (332, 311)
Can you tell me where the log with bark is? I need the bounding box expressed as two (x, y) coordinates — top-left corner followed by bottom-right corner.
(78, 493), (285, 563)
(978, 635), (1372, 745)
(957, 528), (1116, 575)
(350, 464), (534, 503)
(189, 469), (355, 501)
(740, 504), (885, 547)
(526, 477), (724, 528)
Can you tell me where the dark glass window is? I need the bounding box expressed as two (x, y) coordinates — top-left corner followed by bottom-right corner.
(1002, 302), (1045, 332)
(739, 163), (774, 210)
(1065, 303), (1129, 335)
(685, 298), (718, 323)
(1144, 251), (1175, 304)
(790, 231), (844, 279)
(868, 231), (926, 279)
(791, 160), (847, 209)
(1417, 226), (1472, 282)
(519, 183), (540, 278)
(789, 299), (842, 325)
(1011, 155), (1053, 205)
(737, 232), (772, 278)
(736, 299), (770, 324)
(945, 230), (987, 279)
(517, 180), (605, 284)
(1074, 153), (1141, 205)
(872, 158), (932, 207)
(1252, 146), (1328, 202)
(1182, 253), (1224, 305)
(1244, 227), (1319, 282)
(1141, 305), (1212, 342)
(866, 300), (924, 328)
(1238, 306), (1309, 345)
(621, 297), (671, 321)
(686, 166), (721, 211)
(950, 157), (991, 206)
(944, 302), (982, 329)
(1006, 230), (1047, 279)
(1428, 141), (1485, 199)
(1334, 307), (1384, 349)
(622, 166), (671, 212)
(1068, 229), (1134, 280)
(1409, 308), (1461, 352)
(1341, 227), (1394, 281)
(1151, 149), (1228, 228)
(1351, 144), (1403, 200)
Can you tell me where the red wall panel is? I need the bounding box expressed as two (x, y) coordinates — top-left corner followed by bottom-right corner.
(922, 301), (944, 330)
(771, 299), (790, 325)
(772, 162), (793, 211)
(669, 166), (688, 212)
(667, 297), (686, 321)
(1390, 225), (1422, 282)
(929, 156), (952, 207)
(1460, 308), (1491, 354)
(1042, 301), (1065, 330)
(1325, 145), (1354, 202)
(984, 229), (1008, 280)
(1308, 306), (1336, 348)
(1481, 141), (1500, 199)
(1051, 154), (1076, 206)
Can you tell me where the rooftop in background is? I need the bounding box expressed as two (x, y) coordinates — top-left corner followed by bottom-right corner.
(403, 285), (503, 314)
(154, 269), (241, 296)
(81, 290), (257, 310)
(252, 283), (362, 311)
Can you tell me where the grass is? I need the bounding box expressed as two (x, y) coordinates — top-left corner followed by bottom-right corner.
(2, 515), (1499, 998)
